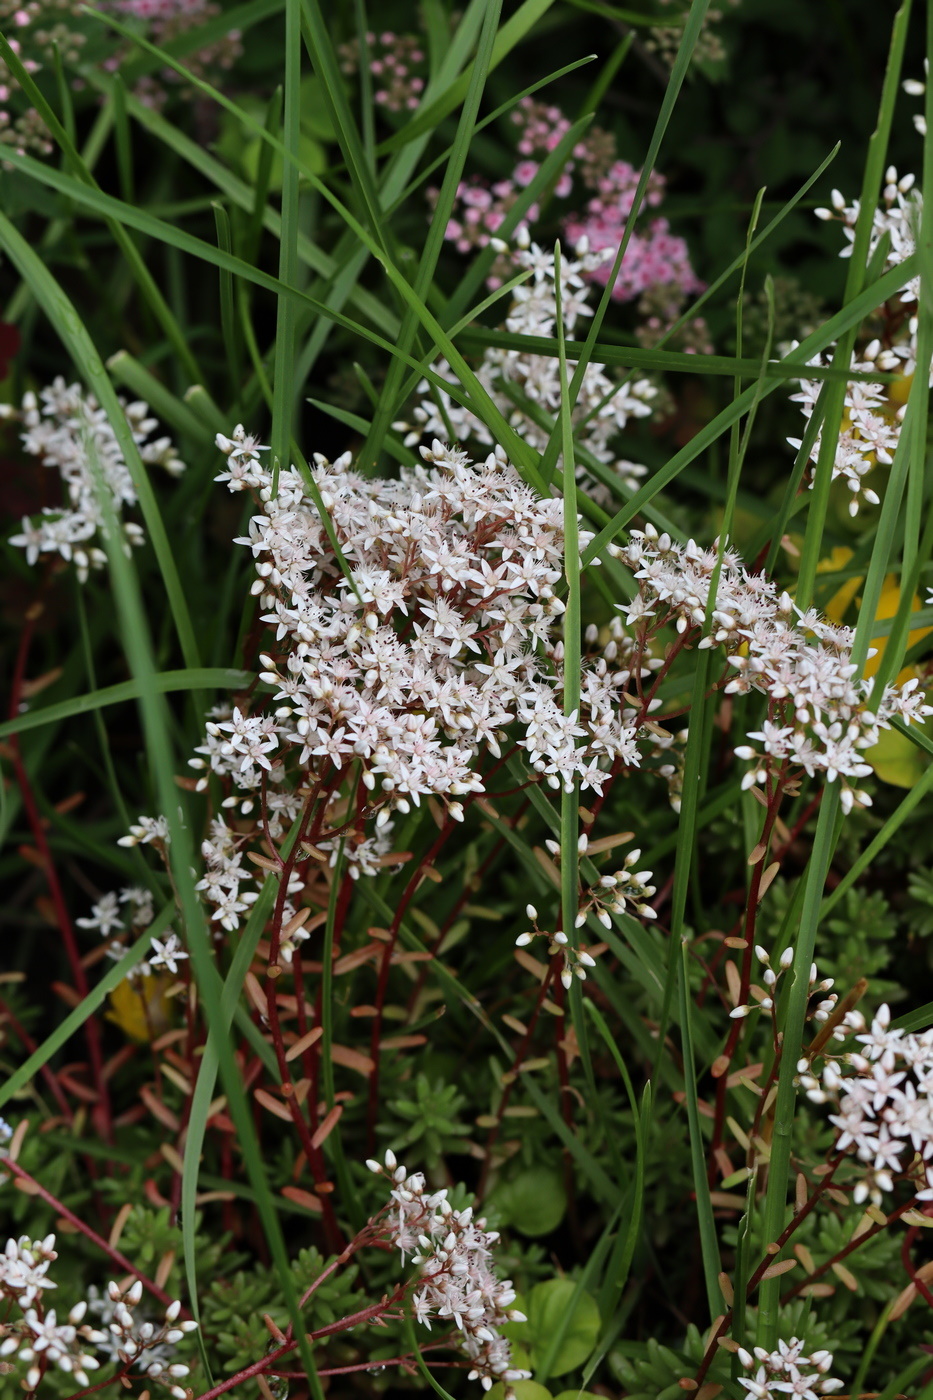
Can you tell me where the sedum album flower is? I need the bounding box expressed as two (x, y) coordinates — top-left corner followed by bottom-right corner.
(736, 1338), (843, 1399)
(368, 1151), (529, 1394)
(401, 238), (659, 504)
(799, 1003), (933, 1206)
(6, 378), (185, 581)
(614, 524), (932, 814)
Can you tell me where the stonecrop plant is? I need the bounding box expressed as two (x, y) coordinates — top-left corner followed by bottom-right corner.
(4, 2), (933, 1400)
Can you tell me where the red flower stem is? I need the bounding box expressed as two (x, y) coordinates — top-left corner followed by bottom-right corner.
(262, 781), (344, 1251)
(4, 1158), (178, 1308)
(708, 775), (786, 1168)
(8, 612), (112, 1140)
(58, 1361), (136, 1399)
(366, 818), (455, 1154)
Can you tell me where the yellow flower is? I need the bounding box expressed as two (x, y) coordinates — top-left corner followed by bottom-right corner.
(820, 546), (933, 788)
(106, 972), (175, 1042)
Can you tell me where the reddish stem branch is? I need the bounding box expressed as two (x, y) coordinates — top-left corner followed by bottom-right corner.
(366, 817), (454, 1153)
(4, 1158), (177, 1308)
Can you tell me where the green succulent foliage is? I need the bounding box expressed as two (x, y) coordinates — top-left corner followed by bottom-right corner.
(609, 1326), (712, 1400)
(202, 1244), (364, 1375)
(384, 1072), (471, 1166)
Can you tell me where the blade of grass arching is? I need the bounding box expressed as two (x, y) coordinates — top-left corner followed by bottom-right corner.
(0, 669), (249, 742)
(538, 0), (711, 483)
(461, 327), (886, 384)
(213, 204), (245, 402)
(79, 68), (396, 336)
(360, 0), (503, 468)
(0, 919), (161, 1114)
(795, 0), (913, 609)
(578, 32), (632, 115)
(0, 147), (525, 453)
(270, 0), (302, 483)
(678, 937), (722, 1321)
(111, 74), (134, 204)
(578, 253), (918, 565)
(2, 98), (113, 325)
(296, 0), (387, 248)
(755, 789), (842, 1349)
(0, 212), (202, 676)
(114, 0), (283, 84)
(0, 34), (203, 390)
(80, 421), (325, 1398)
(106, 351), (213, 442)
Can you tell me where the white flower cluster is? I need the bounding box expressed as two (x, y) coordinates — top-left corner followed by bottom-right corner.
(797, 166), (924, 515)
(729, 944), (836, 1023)
(76, 884), (188, 978)
(799, 1003), (933, 1207)
(614, 525), (932, 813)
(788, 346), (901, 515)
(367, 1150), (529, 1395)
(0, 1237), (195, 1396)
(5, 378), (185, 581)
(399, 236), (658, 502)
(737, 1338), (842, 1399)
(202, 428), (655, 860)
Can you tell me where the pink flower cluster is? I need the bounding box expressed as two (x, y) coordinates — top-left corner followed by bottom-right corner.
(437, 96), (703, 310)
(107, 0), (242, 109)
(339, 31), (426, 113)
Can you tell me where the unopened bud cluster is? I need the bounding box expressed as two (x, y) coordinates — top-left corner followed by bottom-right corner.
(729, 944), (835, 1022)
(516, 899), (597, 990)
